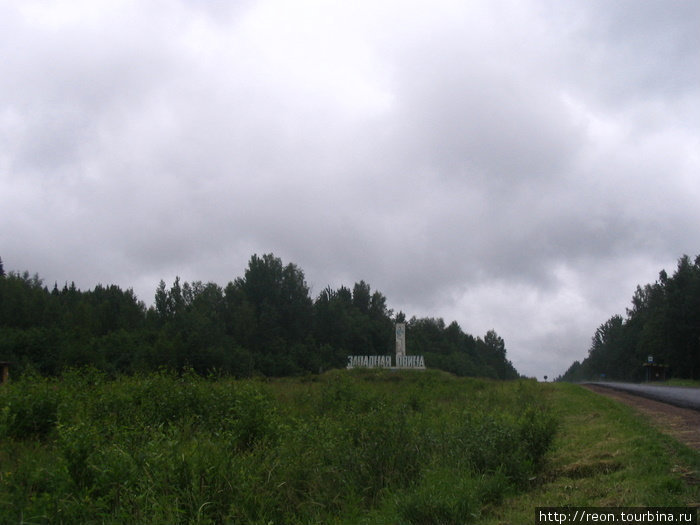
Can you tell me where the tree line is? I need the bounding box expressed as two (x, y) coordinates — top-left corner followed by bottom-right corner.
(560, 254), (700, 382)
(0, 254), (519, 379)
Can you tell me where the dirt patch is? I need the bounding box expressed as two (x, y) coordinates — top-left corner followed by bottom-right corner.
(560, 459), (625, 479)
(584, 384), (700, 451)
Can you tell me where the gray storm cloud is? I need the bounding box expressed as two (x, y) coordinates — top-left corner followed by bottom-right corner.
(1, 0), (698, 378)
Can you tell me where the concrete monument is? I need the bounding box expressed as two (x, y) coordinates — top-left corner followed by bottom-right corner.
(346, 322), (425, 369)
(395, 322), (406, 358)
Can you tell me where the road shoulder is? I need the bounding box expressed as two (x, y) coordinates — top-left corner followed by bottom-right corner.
(584, 384), (700, 451)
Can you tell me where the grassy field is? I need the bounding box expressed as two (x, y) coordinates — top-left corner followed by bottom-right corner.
(662, 379), (700, 388)
(485, 382), (700, 524)
(0, 370), (698, 524)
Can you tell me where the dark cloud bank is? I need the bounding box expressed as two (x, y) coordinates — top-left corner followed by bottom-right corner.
(1, 0), (698, 377)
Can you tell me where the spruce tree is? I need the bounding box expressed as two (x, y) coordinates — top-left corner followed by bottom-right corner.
(0, 256), (5, 277)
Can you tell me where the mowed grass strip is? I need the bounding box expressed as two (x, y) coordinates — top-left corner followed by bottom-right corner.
(484, 382), (700, 525)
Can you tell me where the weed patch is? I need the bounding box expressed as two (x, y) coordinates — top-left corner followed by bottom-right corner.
(0, 369), (556, 523)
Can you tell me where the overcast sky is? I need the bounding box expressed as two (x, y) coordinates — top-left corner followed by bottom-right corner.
(1, 0), (698, 379)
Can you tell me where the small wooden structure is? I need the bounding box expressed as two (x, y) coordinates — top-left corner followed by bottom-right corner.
(0, 362), (10, 385)
(643, 361), (668, 382)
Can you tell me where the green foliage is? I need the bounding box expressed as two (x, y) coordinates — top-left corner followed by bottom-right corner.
(395, 467), (481, 524)
(0, 253), (519, 380)
(477, 383), (700, 524)
(409, 318), (519, 379)
(0, 369), (555, 524)
(0, 371), (60, 440)
(561, 254), (700, 381)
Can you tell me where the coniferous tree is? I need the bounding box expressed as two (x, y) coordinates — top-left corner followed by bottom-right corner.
(560, 254), (700, 381)
(1, 253), (522, 379)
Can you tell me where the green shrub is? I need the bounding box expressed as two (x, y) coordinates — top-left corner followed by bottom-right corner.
(58, 421), (101, 489)
(225, 382), (280, 450)
(518, 406), (558, 466)
(0, 376), (60, 440)
(397, 468), (480, 525)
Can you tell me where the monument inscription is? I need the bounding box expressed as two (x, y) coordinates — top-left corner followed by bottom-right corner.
(346, 322), (425, 370)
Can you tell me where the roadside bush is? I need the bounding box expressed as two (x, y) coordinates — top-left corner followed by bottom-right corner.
(397, 467), (480, 525)
(518, 406), (558, 466)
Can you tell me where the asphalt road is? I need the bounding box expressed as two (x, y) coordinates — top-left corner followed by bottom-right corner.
(588, 382), (700, 411)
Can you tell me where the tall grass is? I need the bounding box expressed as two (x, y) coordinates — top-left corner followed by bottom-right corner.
(0, 368), (556, 524)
